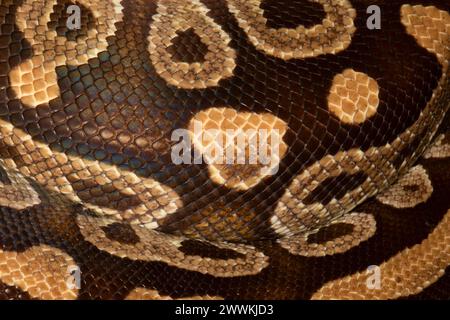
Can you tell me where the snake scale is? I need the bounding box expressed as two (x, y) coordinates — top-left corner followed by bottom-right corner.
(0, 0), (448, 300)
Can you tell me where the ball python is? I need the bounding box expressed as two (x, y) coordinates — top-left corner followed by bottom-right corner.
(0, 0), (448, 300)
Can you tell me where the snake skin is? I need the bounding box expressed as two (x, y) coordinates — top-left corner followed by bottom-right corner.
(0, 0), (449, 300)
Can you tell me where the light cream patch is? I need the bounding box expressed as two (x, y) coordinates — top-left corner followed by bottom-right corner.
(401, 5), (450, 69)
(0, 162), (41, 210)
(278, 212), (376, 257)
(76, 214), (269, 277)
(423, 133), (450, 159)
(0, 118), (182, 228)
(312, 208), (450, 299)
(377, 165), (433, 209)
(0, 245), (78, 299)
(125, 288), (223, 300)
(148, 0), (236, 89)
(328, 69), (380, 124)
(9, 0), (123, 107)
(188, 107), (288, 190)
(227, 0), (356, 60)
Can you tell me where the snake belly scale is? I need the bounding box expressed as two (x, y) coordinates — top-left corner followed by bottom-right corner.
(0, 0), (448, 299)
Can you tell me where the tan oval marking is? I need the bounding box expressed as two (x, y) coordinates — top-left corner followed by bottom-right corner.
(328, 69), (380, 124)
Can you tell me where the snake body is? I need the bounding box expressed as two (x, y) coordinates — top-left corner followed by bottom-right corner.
(0, 0), (449, 299)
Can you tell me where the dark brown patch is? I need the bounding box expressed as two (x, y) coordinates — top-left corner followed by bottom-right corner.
(307, 223), (354, 244)
(0, 282), (33, 300)
(101, 222), (140, 245)
(303, 172), (368, 205)
(167, 28), (208, 63)
(403, 184), (420, 192)
(261, 0), (325, 29)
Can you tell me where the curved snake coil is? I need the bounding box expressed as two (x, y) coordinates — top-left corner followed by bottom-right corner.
(0, 0), (448, 300)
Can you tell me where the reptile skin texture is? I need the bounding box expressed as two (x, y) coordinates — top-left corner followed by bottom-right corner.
(0, 0), (448, 300)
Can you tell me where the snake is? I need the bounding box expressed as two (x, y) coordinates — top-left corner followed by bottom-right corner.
(0, 0), (448, 300)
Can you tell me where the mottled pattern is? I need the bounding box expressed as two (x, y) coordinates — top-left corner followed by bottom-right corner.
(0, 0), (448, 300)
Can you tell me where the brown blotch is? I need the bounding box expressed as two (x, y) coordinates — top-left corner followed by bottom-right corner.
(167, 28), (208, 63)
(179, 239), (245, 259)
(307, 223), (354, 245)
(101, 222), (140, 245)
